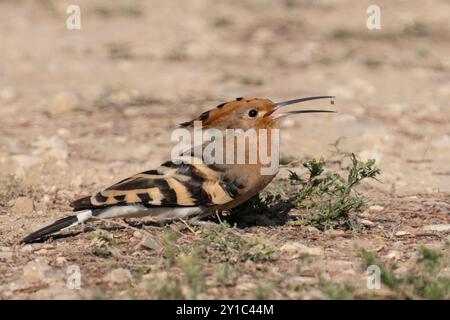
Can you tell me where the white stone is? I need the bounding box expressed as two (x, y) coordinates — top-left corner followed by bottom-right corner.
(280, 242), (324, 258)
(305, 226), (320, 234)
(20, 244), (34, 252)
(384, 250), (402, 260)
(133, 231), (142, 239)
(422, 224), (450, 232)
(360, 219), (374, 227)
(35, 249), (48, 255)
(139, 235), (162, 251)
(368, 205), (384, 212)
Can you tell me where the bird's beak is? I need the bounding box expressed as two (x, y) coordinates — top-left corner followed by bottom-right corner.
(265, 95), (336, 119)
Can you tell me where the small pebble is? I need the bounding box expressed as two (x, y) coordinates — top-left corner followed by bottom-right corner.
(139, 235), (162, 251)
(280, 242), (324, 258)
(368, 205), (384, 212)
(21, 244), (34, 252)
(360, 219), (374, 227)
(133, 231), (143, 239)
(422, 224), (450, 232)
(35, 249), (48, 255)
(384, 250), (402, 260)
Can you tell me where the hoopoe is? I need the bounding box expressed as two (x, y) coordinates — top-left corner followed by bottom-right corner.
(22, 96), (335, 243)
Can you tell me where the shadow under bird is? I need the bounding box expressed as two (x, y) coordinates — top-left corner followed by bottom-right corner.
(22, 95), (335, 243)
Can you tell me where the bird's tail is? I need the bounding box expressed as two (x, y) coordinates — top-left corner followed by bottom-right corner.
(21, 210), (93, 244)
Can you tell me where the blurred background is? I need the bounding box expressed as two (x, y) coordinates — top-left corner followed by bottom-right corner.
(0, 0), (449, 301)
(0, 0), (449, 195)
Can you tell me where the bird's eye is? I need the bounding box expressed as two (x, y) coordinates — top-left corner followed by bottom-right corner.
(248, 109), (258, 118)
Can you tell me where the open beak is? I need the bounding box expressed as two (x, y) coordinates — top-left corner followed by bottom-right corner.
(266, 95), (336, 119)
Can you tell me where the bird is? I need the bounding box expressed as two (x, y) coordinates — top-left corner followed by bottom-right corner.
(21, 95), (335, 243)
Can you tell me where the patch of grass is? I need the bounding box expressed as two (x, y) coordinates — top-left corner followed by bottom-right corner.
(92, 247), (113, 259)
(37, 0), (58, 16)
(165, 47), (189, 61)
(332, 28), (355, 40)
(150, 229), (205, 299)
(94, 7), (113, 18)
(161, 229), (182, 267)
(360, 249), (378, 268)
(359, 247), (450, 299)
(177, 252), (205, 299)
(94, 86), (160, 109)
(91, 286), (113, 300)
(418, 246), (441, 274)
(155, 276), (185, 300)
(197, 222), (245, 263)
(359, 249), (398, 290)
(119, 4), (143, 17)
(213, 17), (232, 28)
(94, 4), (144, 18)
(252, 284), (272, 299)
(240, 76), (264, 87)
(416, 48), (429, 59)
(214, 263), (236, 286)
(321, 281), (354, 300)
(2, 174), (19, 198)
(243, 237), (276, 262)
(197, 222), (276, 263)
(251, 278), (284, 299)
(364, 58), (382, 69)
(289, 151), (380, 230)
(89, 229), (127, 258)
(90, 229), (113, 243)
(106, 42), (132, 59)
(318, 56), (332, 65)
(402, 21), (429, 37)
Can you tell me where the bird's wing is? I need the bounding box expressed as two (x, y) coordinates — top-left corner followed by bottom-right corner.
(70, 158), (244, 211)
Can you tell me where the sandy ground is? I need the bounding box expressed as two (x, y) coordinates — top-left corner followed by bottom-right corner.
(0, 0), (449, 299)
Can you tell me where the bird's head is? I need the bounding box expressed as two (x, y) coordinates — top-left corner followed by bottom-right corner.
(180, 96), (335, 130)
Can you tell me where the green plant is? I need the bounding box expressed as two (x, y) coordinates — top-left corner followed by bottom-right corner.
(243, 237), (275, 262)
(289, 152), (380, 230)
(177, 252), (205, 299)
(402, 21), (429, 37)
(155, 276), (185, 300)
(161, 229), (181, 267)
(418, 246), (442, 274)
(3, 174), (19, 198)
(92, 247), (113, 258)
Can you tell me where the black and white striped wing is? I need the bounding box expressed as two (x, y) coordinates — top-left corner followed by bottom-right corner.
(70, 160), (241, 211)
